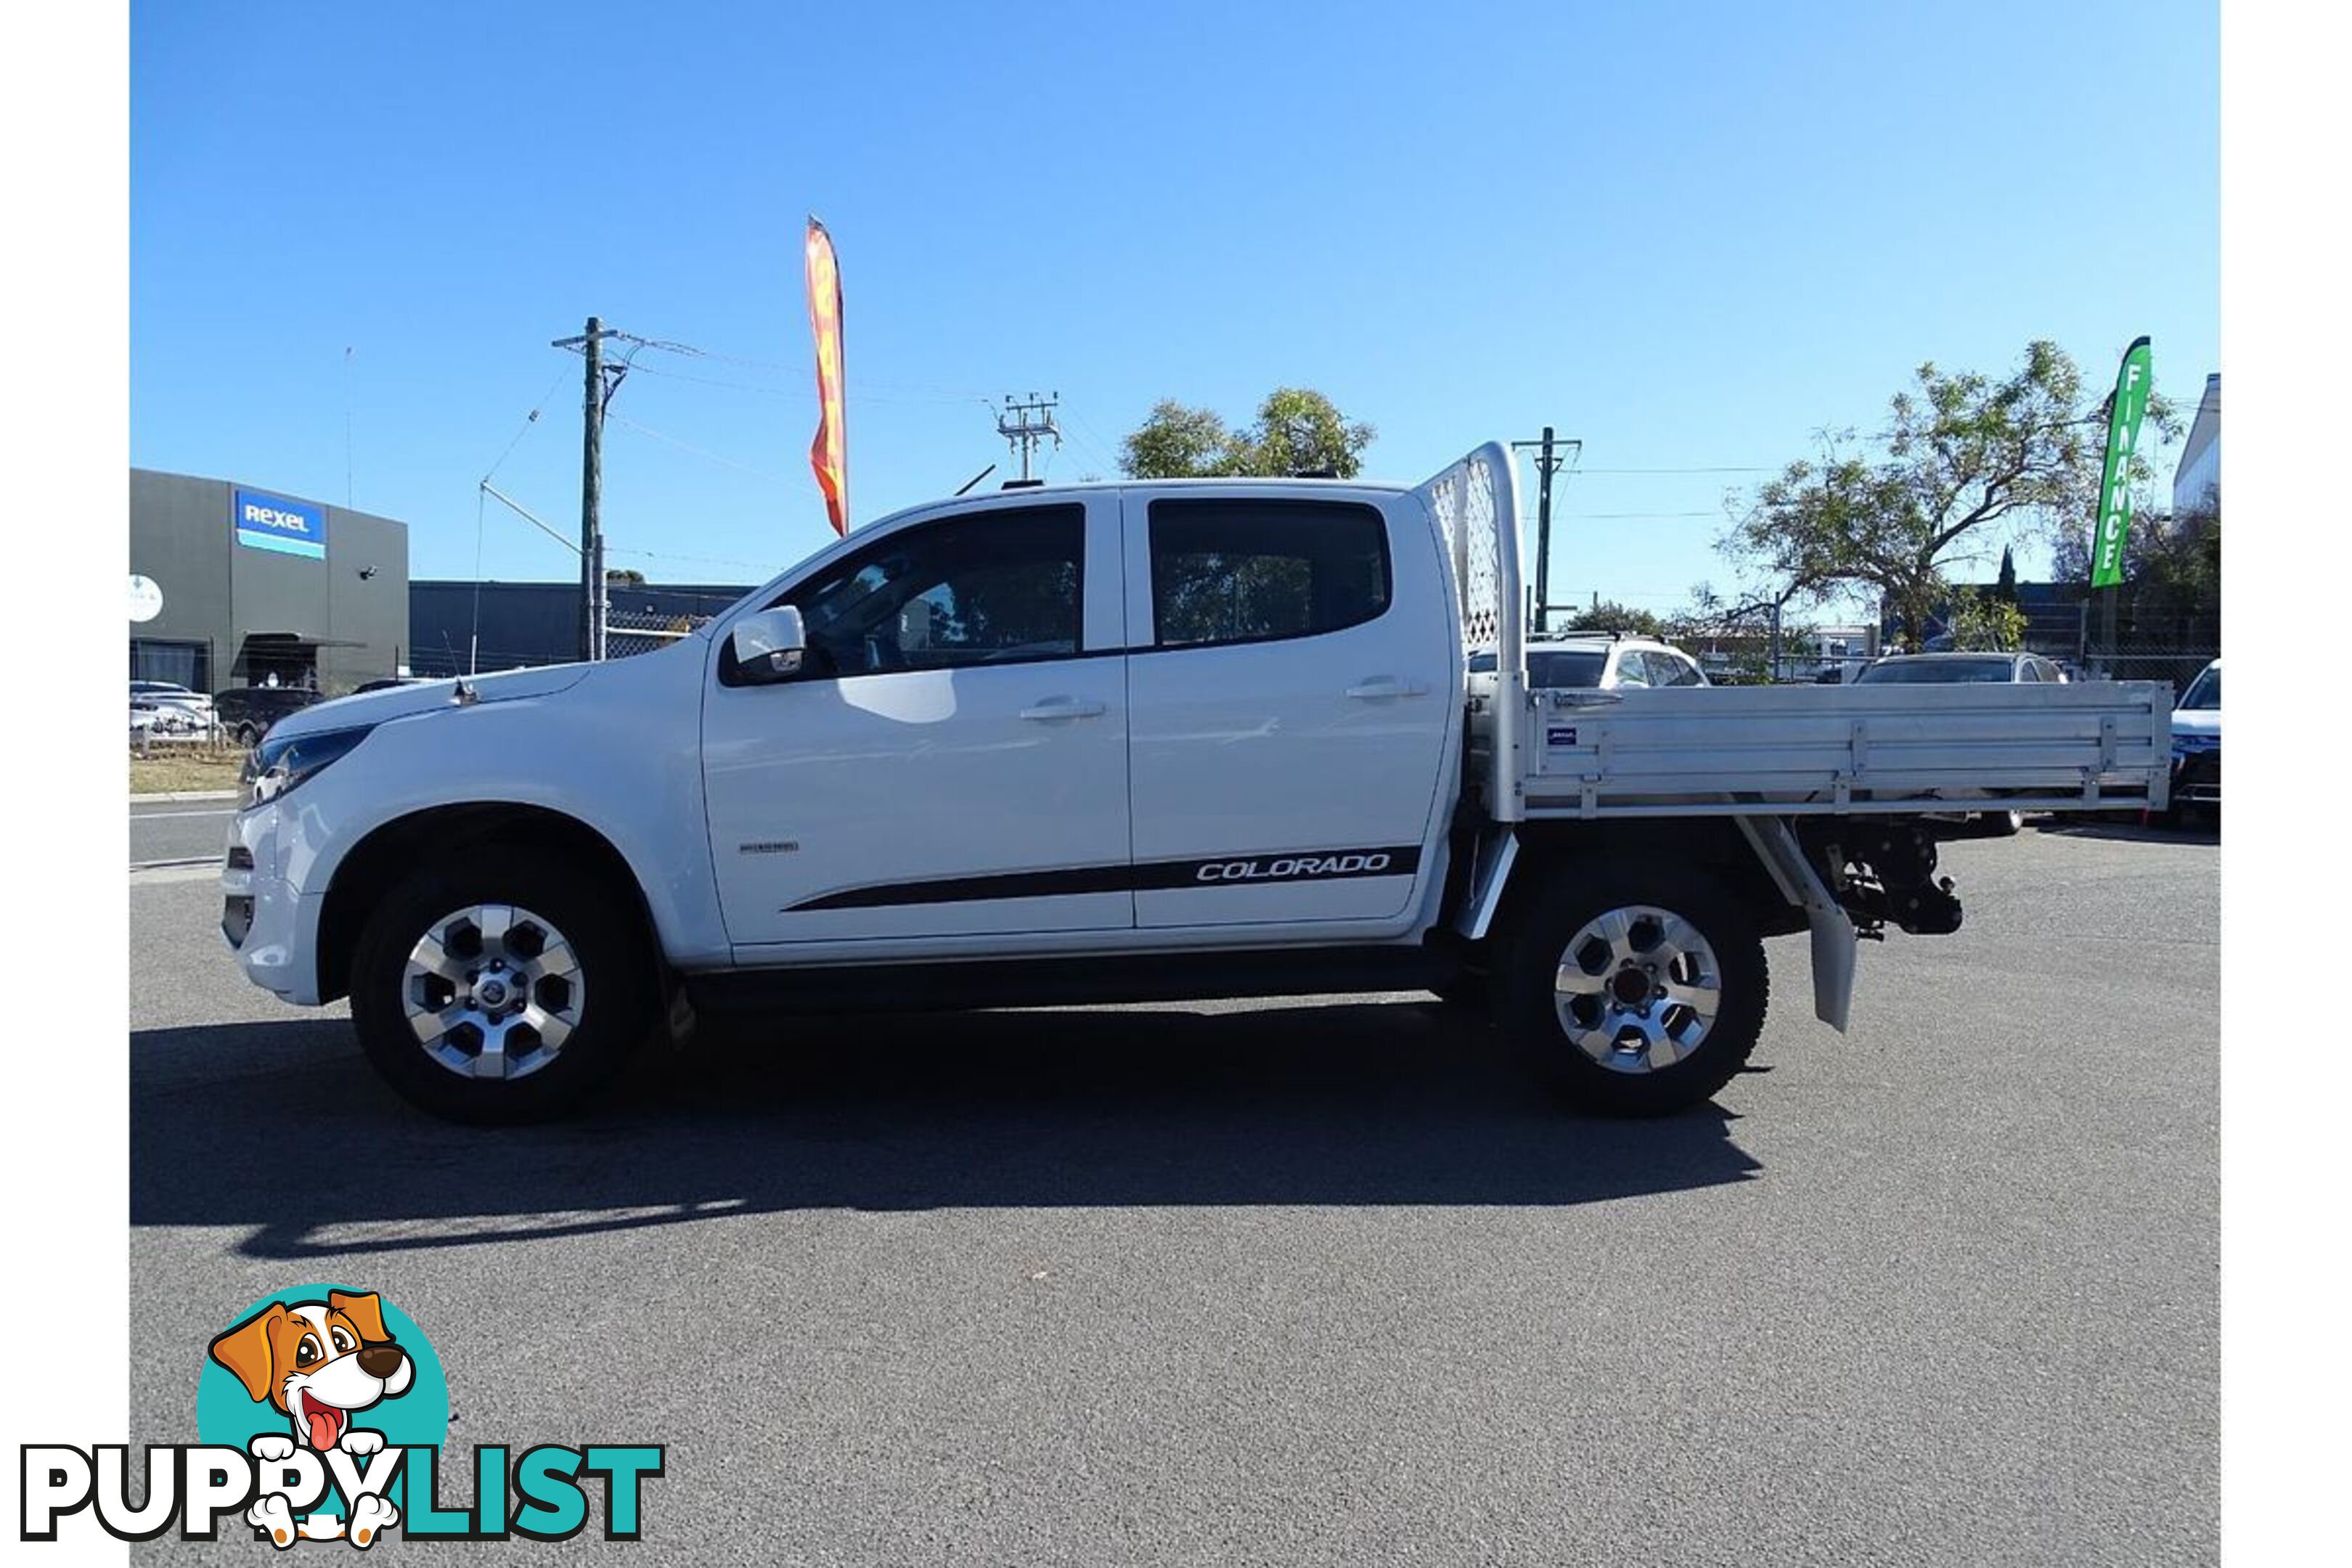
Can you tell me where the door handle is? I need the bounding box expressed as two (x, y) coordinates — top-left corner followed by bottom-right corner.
(1019, 697), (1108, 721)
(1345, 677), (1429, 700)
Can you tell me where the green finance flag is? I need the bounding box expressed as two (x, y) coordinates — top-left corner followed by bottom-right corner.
(2089, 337), (2154, 589)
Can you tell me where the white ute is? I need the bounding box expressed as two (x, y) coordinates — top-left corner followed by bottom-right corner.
(221, 444), (2173, 1122)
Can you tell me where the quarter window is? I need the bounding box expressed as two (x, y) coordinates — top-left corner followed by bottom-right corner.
(1147, 499), (1389, 649)
(775, 505), (1084, 677)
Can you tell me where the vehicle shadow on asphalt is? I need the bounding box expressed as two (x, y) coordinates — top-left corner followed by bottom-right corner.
(131, 1002), (1763, 1260)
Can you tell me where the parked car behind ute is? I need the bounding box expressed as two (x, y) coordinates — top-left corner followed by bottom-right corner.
(2168, 658), (2220, 825)
(1470, 632), (1710, 690)
(1852, 651), (2072, 833)
(213, 685), (324, 746)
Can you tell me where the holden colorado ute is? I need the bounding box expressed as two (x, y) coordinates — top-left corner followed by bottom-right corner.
(221, 444), (2172, 1122)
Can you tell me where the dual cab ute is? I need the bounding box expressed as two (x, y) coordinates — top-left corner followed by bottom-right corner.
(222, 444), (2171, 1122)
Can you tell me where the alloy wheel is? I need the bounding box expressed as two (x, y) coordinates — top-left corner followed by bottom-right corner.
(401, 903), (584, 1080)
(1552, 904), (1723, 1074)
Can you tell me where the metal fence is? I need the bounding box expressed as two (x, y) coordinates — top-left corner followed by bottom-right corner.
(2080, 613), (2219, 697)
(409, 608), (717, 679)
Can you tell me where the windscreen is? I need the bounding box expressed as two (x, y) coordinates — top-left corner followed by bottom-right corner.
(2180, 666), (2220, 709)
(1855, 657), (2017, 685)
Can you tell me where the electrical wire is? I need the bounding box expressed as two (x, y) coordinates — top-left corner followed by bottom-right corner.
(605, 411), (793, 484)
(481, 367), (574, 483)
(603, 544), (783, 575)
(1564, 510), (1723, 520)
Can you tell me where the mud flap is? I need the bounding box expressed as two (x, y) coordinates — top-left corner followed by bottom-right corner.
(1734, 815), (1857, 1034)
(1452, 828), (1519, 941)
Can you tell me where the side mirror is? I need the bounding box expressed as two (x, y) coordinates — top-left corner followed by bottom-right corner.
(730, 605), (808, 685)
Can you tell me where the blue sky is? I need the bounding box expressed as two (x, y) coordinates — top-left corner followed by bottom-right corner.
(131, 0), (2217, 610)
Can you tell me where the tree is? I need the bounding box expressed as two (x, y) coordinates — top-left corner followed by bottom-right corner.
(1120, 388), (1376, 479)
(1994, 545), (2018, 605)
(2051, 503), (2219, 605)
(1941, 587), (2028, 651)
(1719, 342), (2179, 650)
(1562, 600), (1664, 637)
(605, 566), (646, 585)
(1119, 401), (1236, 479)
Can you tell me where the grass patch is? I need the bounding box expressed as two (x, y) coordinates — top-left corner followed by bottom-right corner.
(130, 744), (248, 796)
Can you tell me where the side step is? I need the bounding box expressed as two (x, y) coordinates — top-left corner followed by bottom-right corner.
(683, 944), (1461, 1018)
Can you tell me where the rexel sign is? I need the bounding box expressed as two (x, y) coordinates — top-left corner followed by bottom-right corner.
(234, 489), (328, 560)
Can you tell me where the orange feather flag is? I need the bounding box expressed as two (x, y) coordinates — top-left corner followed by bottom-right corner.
(804, 216), (848, 535)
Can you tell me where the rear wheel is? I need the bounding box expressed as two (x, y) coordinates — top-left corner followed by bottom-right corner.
(1498, 862), (1768, 1117)
(348, 850), (657, 1122)
(1986, 809), (2025, 836)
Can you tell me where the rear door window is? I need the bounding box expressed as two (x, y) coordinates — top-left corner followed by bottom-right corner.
(1146, 499), (1389, 648)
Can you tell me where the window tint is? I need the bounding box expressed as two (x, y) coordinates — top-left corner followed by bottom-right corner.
(1148, 499), (1389, 648)
(779, 505), (1084, 677)
(1659, 652), (1705, 687)
(1526, 650), (1609, 687)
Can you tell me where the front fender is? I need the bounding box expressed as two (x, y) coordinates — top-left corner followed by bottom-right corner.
(280, 645), (729, 968)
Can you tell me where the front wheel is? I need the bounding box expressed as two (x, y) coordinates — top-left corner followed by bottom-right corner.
(1497, 863), (1769, 1117)
(348, 850), (658, 1123)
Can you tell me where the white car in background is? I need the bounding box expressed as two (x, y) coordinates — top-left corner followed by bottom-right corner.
(2167, 658), (2219, 824)
(1469, 632), (1710, 690)
(130, 680), (216, 734)
(1853, 652), (2070, 833)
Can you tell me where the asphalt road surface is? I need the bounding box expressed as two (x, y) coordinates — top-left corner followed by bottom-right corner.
(131, 796), (237, 868)
(128, 821), (2218, 1564)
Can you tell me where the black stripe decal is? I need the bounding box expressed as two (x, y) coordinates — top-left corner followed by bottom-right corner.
(788, 846), (1424, 912)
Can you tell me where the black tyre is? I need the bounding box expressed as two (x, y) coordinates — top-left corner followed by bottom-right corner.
(1427, 969), (1493, 1010)
(1497, 861), (1769, 1117)
(348, 849), (658, 1123)
(1985, 809), (2025, 837)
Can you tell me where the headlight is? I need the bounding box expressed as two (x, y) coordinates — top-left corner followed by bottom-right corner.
(243, 724), (375, 807)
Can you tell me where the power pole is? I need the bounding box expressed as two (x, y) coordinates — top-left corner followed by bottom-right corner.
(1510, 428), (1580, 634)
(551, 317), (630, 661)
(995, 393), (1061, 481)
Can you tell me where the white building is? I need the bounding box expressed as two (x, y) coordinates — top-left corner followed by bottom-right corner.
(2172, 372), (2219, 517)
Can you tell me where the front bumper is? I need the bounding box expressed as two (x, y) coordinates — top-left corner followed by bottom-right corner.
(219, 803), (325, 1004)
(2171, 744), (2221, 808)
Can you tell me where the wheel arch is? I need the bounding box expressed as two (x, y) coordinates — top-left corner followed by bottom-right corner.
(1494, 817), (1810, 945)
(315, 802), (660, 1005)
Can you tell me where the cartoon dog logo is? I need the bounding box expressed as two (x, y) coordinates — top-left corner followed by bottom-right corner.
(209, 1290), (412, 1546)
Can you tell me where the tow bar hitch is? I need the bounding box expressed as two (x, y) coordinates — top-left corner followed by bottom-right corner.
(1813, 823), (1965, 936)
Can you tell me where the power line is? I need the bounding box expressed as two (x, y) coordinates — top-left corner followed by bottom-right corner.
(605, 410), (793, 484)
(1061, 405), (1128, 476)
(480, 367), (574, 483)
(604, 544), (784, 574)
(1572, 465), (1776, 475)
